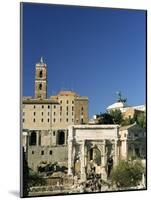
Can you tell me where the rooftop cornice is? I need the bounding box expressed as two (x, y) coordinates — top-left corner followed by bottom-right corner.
(22, 98), (59, 104)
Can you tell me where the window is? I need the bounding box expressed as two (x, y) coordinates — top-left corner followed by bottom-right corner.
(23, 118), (25, 123)
(72, 106), (74, 111)
(60, 118), (62, 122)
(42, 112), (43, 116)
(54, 105), (56, 109)
(81, 118), (84, 124)
(29, 131), (36, 146)
(66, 106), (68, 111)
(60, 100), (62, 104)
(134, 133), (138, 137)
(47, 118), (49, 122)
(66, 118), (68, 122)
(32, 151), (34, 155)
(23, 112), (25, 116)
(66, 112), (68, 116)
(39, 70), (43, 78)
(53, 118), (56, 123)
(48, 112), (49, 116)
(81, 112), (83, 115)
(81, 107), (84, 111)
(34, 105), (36, 109)
(60, 112), (62, 116)
(48, 105), (50, 109)
(53, 131), (55, 136)
(41, 150), (44, 155)
(33, 118), (35, 123)
(57, 131), (65, 145)
(67, 100), (69, 104)
(72, 112), (74, 116)
(72, 101), (74, 104)
(72, 119), (74, 122)
(41, 118), (43, 122)
(39, 83), (42, 90)
(124, 133), (126, 137)
(54, 112), (56, 116)
(49, 150), (52, 155)
(42, 105), (44, 109)
(34, 112), (36, 116)
(60, 106), (62, 111)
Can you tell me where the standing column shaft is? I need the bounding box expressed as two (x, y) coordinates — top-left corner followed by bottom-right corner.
(36, 131), (39, 146)
(68, 126), (73, 175)
(80, 140), (86, 181)
(101, 140), (107, 180)
(114, 140), (118, 165)
(102, 141), (106, 166)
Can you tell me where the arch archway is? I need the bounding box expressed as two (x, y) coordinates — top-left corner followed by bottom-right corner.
(88, 146), (102, 165)
(57, 131), (65, 145)
(39, 83), (42, 90)
(29, 131), (37, 146)
(39, 70), (43, 78)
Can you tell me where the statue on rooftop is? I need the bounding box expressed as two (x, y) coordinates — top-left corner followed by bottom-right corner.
(116, 91), (127, 103)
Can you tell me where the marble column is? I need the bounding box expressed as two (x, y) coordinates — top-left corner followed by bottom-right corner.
(101, 140), (107, 180)
(114, 139), (118, 165)
(68, 126), (73, 175)
(64, 130), (68, 145)
(101, 141), (106, 166)
(36, 131), (39, 146)
(80, 140), (86, 181)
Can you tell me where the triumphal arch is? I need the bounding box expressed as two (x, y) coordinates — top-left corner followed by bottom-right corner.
(68, 125), (120, 181)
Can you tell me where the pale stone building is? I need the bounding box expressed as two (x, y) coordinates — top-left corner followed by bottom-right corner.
(67, 124), (146, 181)
(67, 125), (120, 181)
(119, 124), (146, 160)
(22, 58), (88, 171)
(106, 97), (145, 120)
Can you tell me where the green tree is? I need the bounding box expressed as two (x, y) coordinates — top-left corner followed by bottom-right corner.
(110, 109), (123, 125)
(136, 112), (146, 128)
(98, 113), (114, 124)
(111, 160), (145, 188)
(22, 148), (29, 197)
(28, 170), (46, 187)
(121, 117), (135, 126)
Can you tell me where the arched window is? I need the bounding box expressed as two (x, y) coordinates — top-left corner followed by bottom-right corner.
(29, 131), (37, 146)
(39, 70), (43, 78)
(39, 83), (42, 90)
(57, 131), (65, 145)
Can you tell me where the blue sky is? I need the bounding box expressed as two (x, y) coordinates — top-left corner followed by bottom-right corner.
(22, 3), (146, 118)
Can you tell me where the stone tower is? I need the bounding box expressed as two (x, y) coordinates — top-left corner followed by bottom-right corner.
(35, 57), (47, 99)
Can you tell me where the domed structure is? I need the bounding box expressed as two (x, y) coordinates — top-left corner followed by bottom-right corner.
(107, 101), (125, 111)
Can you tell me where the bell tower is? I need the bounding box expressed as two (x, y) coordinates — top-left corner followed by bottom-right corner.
(35, 57), (47, 99)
